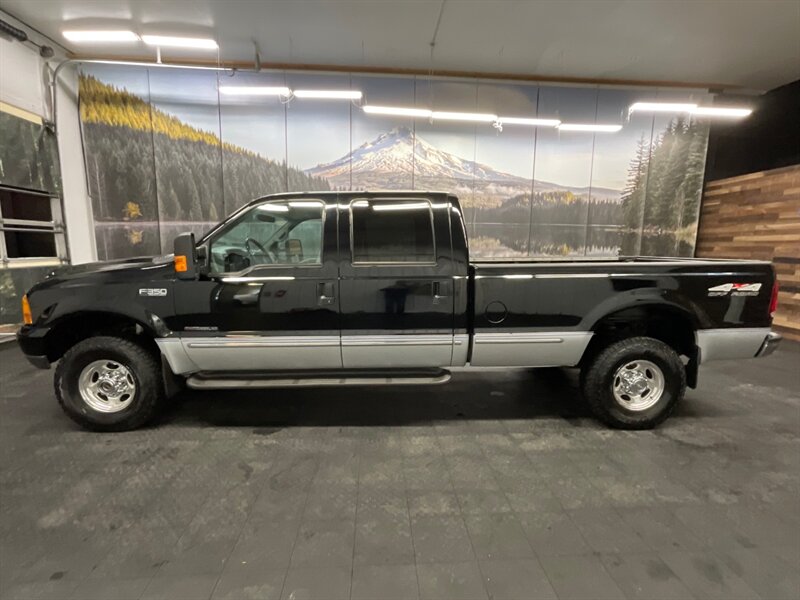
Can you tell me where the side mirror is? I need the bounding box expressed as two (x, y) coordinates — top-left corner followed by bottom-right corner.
(173, 233), (198, 280)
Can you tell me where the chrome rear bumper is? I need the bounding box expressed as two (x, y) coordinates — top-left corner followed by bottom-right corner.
(697, 328), (782, 363)
(755, 331), (782, 358)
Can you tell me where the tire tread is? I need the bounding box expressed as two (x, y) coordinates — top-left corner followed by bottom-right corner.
(582, 336), (686, 429)
(55, 336), (163, 432)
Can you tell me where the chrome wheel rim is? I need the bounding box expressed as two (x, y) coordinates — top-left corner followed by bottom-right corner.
(612, 359), (665, 411)
(78, 360), (136, 413)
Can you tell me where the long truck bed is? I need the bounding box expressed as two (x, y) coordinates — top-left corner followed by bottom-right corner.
(468, 257), (775, 367)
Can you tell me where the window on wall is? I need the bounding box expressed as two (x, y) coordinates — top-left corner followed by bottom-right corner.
(0, 187), (67, 266)
(350, 199), (435, 264)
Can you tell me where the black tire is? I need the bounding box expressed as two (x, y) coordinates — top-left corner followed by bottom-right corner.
(581, 336), (686, 429)
(55, 336), (164, 431)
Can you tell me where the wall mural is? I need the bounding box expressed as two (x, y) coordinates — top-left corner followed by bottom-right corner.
(78, 65), (711, 260)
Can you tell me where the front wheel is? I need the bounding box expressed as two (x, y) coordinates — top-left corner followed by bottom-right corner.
(55, 336), (164, 431)
(581, 336), (686, 429)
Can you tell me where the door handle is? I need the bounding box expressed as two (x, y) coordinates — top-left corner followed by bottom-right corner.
(432, 281), (449, 304)
(317, 282), (335, 306)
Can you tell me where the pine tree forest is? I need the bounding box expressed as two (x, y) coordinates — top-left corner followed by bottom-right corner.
(620, 117), (709, 255)
(79, 74), (329, 258)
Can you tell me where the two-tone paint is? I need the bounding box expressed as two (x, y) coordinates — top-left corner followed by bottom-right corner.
(17, 192), (779, 378)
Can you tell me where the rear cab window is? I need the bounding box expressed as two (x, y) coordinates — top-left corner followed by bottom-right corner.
(349, 199), (435, 265)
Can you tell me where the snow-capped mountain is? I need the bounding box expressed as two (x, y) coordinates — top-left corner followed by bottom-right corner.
(305, 126), (620, 200)
(306, 126), (522, 187)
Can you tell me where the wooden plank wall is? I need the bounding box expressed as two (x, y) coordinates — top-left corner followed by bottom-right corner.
(697, 164), (800, 341)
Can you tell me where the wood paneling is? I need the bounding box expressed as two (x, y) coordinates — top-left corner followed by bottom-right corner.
(697, 164), (800, 341)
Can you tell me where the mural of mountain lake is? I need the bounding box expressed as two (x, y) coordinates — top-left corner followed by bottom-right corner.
(95, 220), (690, 261)
(470, 222), (624, 257)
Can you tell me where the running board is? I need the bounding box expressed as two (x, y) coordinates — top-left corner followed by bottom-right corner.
(186, 369), (451, 390)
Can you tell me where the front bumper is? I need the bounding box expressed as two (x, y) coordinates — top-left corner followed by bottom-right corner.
(17, 324), (51, 370)
(23, 354), (51, 369)
(755, 331), (782, 358)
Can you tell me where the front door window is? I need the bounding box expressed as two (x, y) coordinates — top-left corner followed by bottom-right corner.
(209, 200), (324, 273)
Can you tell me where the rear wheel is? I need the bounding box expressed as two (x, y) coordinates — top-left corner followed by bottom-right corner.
(581, 336), (685, 429)
(55, 336), (164, 431)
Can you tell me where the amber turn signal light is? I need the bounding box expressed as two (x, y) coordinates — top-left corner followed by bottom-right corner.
(21, 294), (33, 325)
(174, 255), (188, 272)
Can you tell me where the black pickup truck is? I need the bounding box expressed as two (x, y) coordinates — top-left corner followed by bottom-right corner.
(18, 191), (781, 431)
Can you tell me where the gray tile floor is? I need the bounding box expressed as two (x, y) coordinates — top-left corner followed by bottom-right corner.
(1, 341), (798, 600)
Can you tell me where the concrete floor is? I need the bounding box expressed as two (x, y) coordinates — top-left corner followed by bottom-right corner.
(1, 342), (798, 600)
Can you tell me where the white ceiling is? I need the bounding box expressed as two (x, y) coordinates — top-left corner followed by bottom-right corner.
(1, 0), (799, 91)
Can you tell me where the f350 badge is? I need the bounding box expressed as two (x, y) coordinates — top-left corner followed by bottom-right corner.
(707, 283), (761, 297)
(139, 288), (168, 297)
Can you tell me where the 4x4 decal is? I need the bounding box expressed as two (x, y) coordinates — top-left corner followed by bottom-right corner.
(708, 283), (762, 297)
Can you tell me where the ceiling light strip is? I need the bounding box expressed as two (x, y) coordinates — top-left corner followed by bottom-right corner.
(219, 86), (291, 96)
(497, 117), (561, 127)
(63, 30), (140, 42)
(293, 90), (362, 99)
(431, 111), (498, 122)
(628, 101), (752, 118)
(141, 35), (218, 49)
(629, 102), (698, 113)
(363, 105), (433, 117)
(690, 106), (752, 117)
(558, 123), (623, 132)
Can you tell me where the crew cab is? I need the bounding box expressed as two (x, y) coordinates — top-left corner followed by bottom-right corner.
(18, 191), (781, 431)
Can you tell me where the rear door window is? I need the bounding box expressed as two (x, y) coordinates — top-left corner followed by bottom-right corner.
(350, 199), (435, 264)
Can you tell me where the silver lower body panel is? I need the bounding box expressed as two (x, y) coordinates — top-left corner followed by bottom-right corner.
(341, 334), (458, 369)
(157, 335), (341, 375)
(470, 331), (593, 367)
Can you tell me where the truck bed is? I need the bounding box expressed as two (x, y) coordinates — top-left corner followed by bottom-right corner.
(470, 256), (774, 333)
(471, 255), (770, 265)
(467, 256), (775, 368)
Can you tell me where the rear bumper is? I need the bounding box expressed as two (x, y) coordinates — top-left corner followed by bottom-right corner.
(755, 331), (782, 358)
(697, 327), (781, 363)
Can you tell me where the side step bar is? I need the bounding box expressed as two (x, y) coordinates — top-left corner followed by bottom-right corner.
(186, 369), (452, 390)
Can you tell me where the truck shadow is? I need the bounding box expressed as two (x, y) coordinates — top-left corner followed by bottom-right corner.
(160, 368), (601, 429)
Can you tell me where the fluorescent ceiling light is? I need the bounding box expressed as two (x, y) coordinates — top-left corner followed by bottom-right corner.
(288, 201), (324, 208)
(294, 90), (362, 100)
(141, 35), (218, 49)
(629, 102), (698, 113)
(363, 105), (432, 118)
(558, 123), (623, 132)
(690, 106), (752, 118)
(497, 116), (561, 127)
(432, 111), (497, 123)
(373, 202), (430, 211)
(219, 86), (291, 96)
(63, 30), (139, 42)
(258, 204), (289, 212)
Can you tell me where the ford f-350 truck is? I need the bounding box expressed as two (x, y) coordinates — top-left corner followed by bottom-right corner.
(17, 192), (781, 431)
